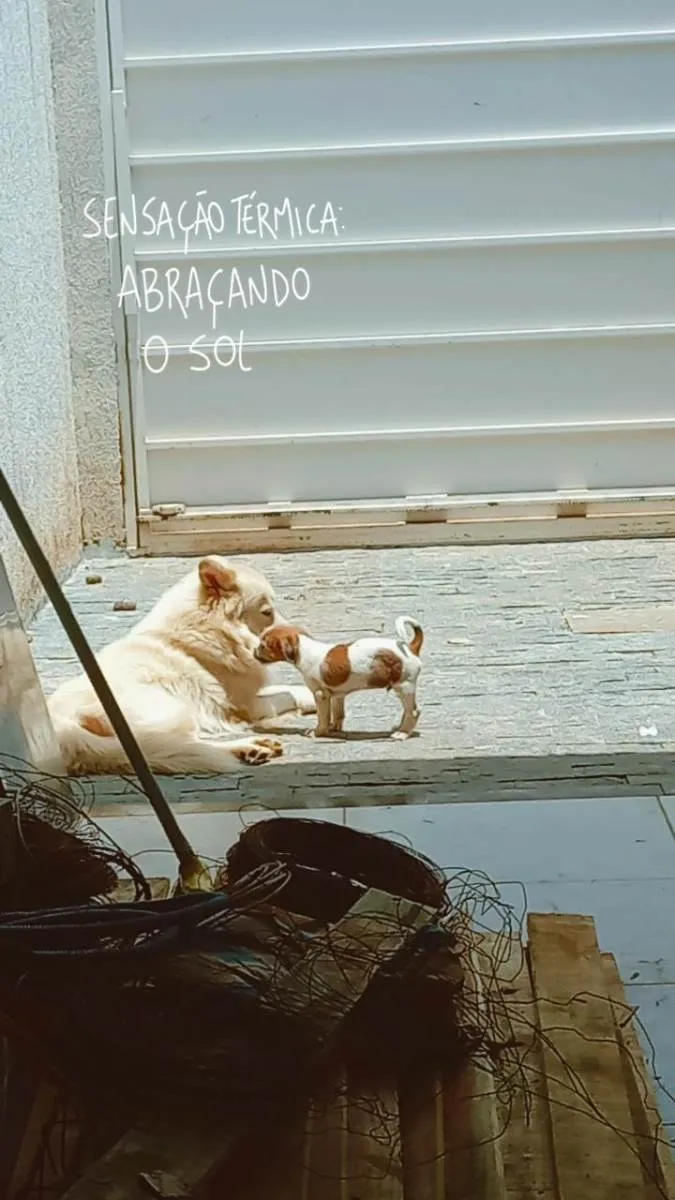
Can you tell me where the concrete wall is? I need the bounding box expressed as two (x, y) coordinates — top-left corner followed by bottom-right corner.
(0, 0), (83, 618)
(0, 0), (124, 619)
(48, 0), (124, 549)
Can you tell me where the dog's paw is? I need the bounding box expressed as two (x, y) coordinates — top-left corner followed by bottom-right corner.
(235, 737), (284, 765)
(257, 736), (283, 754)
(307, 728), (330, 739)
(391, 730), (411, 741)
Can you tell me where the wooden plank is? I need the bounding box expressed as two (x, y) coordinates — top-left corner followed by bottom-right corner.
(138, 492), (675, 557)
(0, 1006), (92, 1197)
(346, 1073), (402, 1200)
(0, 1055), (42, 1197)
(462, 936), (507, 1199)
(139, 513), (675, 556)
(400, 932), (468, 1200)
(565, 605), (675, 635)
(271, 888), (435, 1033)
(603, 952), (675, 1200)
(112, 877), (171, 902)
(225, 1108), (309, 1200)
(483, 933), (558, 1200)
(442, 1063), (477, 1200)
(60, 1124), (234, 1200)
(527, 913), (645, 1198)
(470, 1062), (506, 1199)
(137, 488), (675, 535)
(6, 1080), (61, 1199)
(399, 1069), (445, 1200)
(29, 1097), (83, 1198)
(411, 929), (507, 1200)
(304, 1073), (349, 1200)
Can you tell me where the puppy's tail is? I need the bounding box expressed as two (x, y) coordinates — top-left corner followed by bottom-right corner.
(395, 615), (424, 656)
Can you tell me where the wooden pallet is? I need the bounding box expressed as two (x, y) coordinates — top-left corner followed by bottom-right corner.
(221, 912), (674, 1200)
(60, 909), (674, 1200)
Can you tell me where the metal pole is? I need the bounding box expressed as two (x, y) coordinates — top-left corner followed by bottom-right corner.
(0, 468), (209, 888)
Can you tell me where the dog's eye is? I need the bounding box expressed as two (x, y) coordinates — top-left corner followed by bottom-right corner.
(260, 606), (273, 618)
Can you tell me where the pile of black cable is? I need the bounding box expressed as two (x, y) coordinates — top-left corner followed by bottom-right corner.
(0, 861), (320, 1121)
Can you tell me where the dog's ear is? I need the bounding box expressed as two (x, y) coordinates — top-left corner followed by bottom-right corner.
(198, 557), (238, 601)
(280, 629), (300, 662)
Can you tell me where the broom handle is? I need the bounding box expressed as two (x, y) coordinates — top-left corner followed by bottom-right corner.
(0, 468), (200, 872)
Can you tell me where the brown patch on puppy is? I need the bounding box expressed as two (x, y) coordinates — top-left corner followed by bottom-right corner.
(410, 626), (424, 656)
(320, 644), (351, 687)
(254, 626), (301, 664)
(368, 650), (403, 689)
(80, 712), (114, 737)
(198, 557), (238, 606)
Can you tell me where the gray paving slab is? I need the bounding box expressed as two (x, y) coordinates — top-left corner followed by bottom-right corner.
(344, 796), (675, 884)
(28, 538), (675, 810)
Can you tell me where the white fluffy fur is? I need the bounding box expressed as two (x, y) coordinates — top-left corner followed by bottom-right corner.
(47, 556), (315, 774)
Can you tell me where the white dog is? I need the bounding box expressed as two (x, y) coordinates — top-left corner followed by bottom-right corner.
(47, 556), (315, 774)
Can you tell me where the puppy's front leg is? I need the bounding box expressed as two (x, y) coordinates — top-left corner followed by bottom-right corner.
(329, 694), (346, 735)
(310, 688), (332, 738)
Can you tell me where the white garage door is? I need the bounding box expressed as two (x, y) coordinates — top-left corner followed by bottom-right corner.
(105, 1), (675, 551)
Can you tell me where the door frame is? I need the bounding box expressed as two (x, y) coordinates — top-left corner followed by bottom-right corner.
(97, 0), (147, 550)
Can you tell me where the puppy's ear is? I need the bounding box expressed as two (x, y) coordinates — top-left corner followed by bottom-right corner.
(199, 557), (238, 601)
(280, 630), (300, 662)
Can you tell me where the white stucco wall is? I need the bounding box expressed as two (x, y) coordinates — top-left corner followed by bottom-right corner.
(0, 0), (82, 618)
(48, 0), (124, 548)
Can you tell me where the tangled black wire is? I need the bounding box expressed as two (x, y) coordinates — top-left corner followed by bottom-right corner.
(0, 754), (151, 905)
(0, 862), (290, 961)
(0, 789), (672, 1200)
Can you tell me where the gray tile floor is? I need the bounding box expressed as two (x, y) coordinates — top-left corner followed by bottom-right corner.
(30, 540), (675, 808)
(99, 794), (675, 1141)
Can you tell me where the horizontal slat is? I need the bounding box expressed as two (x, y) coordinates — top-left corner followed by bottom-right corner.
(146, 426), (675, 506)
(140, 323), (675, 351)
(148, 417), (675, 450)
(139, 331), (675, 440)
(134, 228), (675, 261)
(120, 0), (675, 57)
(129, 128), (675, 166)
(138, 512), (675, 556)
(125, 43), (675, 155)
(139, 487), (675, 524)
(128, 138), (675, 248)
(130, 239), (675, 343)
(124, 29), (675, 68)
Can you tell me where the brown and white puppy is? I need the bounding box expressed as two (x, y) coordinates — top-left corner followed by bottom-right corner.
(47, 556), (315, 774)
(254, 616), (423, 739)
